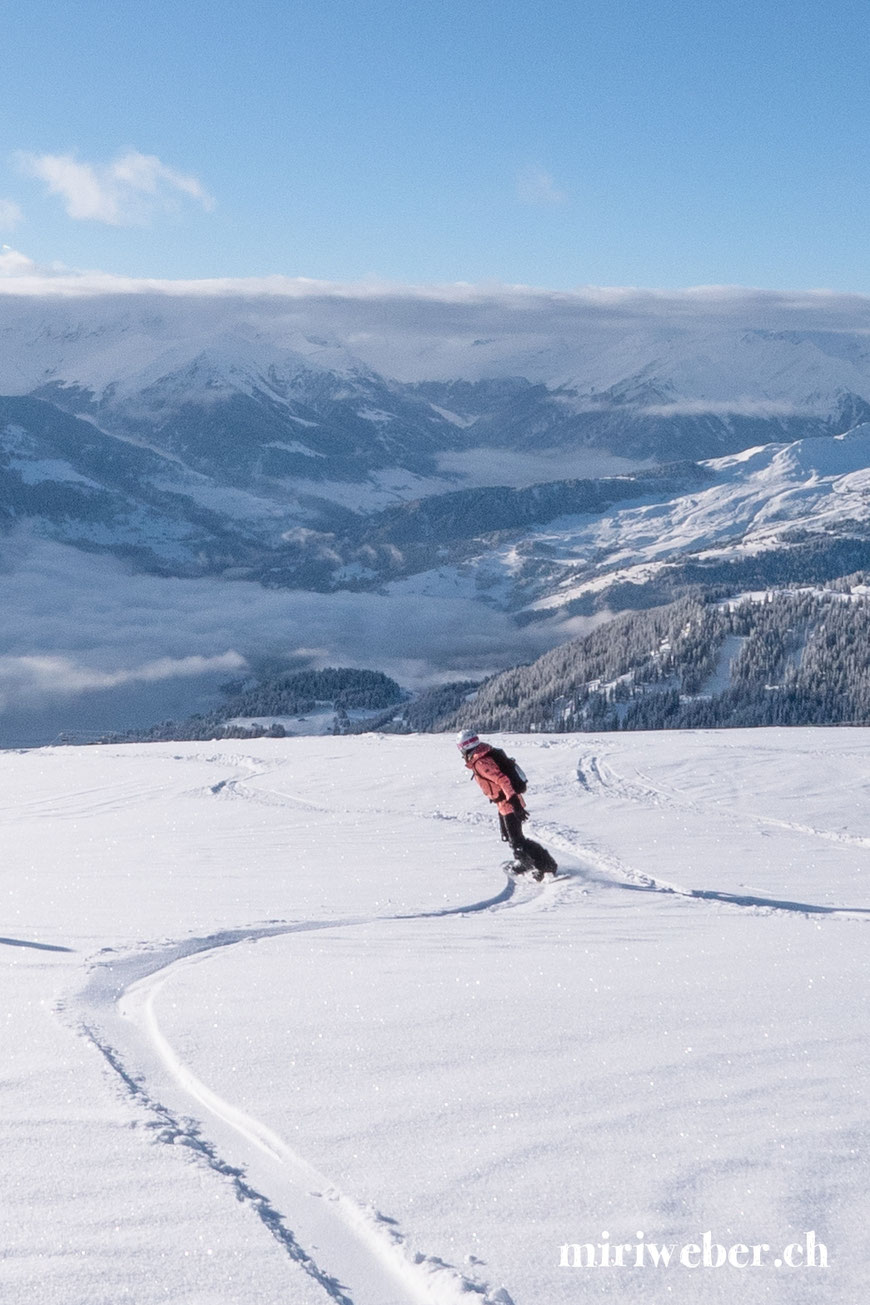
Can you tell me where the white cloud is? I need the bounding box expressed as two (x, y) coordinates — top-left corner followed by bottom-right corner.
(17, 149), (215, 226)
(0, 245), (38, 276)
(0, 651), (246, 704)
(3, 254), (870, 387)
(516, 165), (566, 206)
(0, 200), (23, 232)
(641, 399), (805, 418)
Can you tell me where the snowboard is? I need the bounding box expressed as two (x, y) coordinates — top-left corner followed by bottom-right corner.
(503, 860), (563, 882)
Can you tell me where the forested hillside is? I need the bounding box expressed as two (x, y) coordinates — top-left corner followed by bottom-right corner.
(103, 585), (870, 743)
(107, 668), (405, 743)
(440, 581), (870, 732)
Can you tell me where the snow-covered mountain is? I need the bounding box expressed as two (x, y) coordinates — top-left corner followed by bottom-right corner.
(4, 290), (870, 509)
(444, 587), (870, 734)
(226, 420), (870, 636)
(523, 423), (870, 614)
(5, 291), (870, 573)
(6, 286), (870, 736)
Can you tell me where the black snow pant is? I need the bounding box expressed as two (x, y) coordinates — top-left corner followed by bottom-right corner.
(499, 810), (557, 874)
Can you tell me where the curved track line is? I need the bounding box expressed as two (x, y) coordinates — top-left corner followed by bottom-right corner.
(127, 970), (513, 1305)
(576, 751), (694, 812)
(579, 748), (870, 850)
(70, 880), (525, 1305)
(572, 755), (870, 920)
(756, 814), (870, 850)
(76, 1019), (355, 1305)
(535, 818), (870, 920)
(615, 870), (870, 918)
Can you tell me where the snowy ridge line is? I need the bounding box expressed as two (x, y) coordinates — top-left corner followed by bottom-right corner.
(67, 882), (525, 1305)
(76, 1019), (356, 1305)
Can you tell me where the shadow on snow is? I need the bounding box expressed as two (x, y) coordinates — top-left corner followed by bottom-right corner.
(0, 936), (75, 952)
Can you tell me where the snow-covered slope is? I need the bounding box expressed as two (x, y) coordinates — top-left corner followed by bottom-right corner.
(3, 730), (869, 1304)
(388, 424), (870, 618)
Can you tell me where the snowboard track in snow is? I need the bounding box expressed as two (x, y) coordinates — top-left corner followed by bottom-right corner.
(77, 1020), (356, 1305)
(617, 875), (870, 917)
(68, 876), (528, 1305)
(67, 740), (869, 1305)
(572, 752), (870, 920)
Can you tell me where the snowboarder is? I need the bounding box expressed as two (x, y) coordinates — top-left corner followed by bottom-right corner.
(457, 730), (558, 880)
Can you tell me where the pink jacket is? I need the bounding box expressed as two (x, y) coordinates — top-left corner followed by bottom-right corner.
(465, 744), (525, 816)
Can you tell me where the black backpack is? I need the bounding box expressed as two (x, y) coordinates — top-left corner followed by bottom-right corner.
(486, 746), (528, 794)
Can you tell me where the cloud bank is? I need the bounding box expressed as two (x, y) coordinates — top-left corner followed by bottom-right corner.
(0, 530), (586, 728)
(1, 247), (869, 334)
(17, 150), (215, 226)
(0, 651), (246, 706)
(641, 399), (805, 418)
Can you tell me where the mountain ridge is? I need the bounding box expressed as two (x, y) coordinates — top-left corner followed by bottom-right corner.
(7, 291), (870, 738)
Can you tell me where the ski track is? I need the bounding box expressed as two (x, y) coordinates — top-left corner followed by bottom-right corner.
(71, 914), (527, 1305)
(572, 751), (870, 920)
(577, 748), (870, 846)
(75, 1018), (357, 1305)
(64, 758), (536, 1305)
(0, 778), (178, 822)
(576, 751), (696, 813)
(58, 741), (870, 1305)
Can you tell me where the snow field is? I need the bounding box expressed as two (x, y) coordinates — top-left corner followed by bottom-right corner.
(1, 730), (869, 1303)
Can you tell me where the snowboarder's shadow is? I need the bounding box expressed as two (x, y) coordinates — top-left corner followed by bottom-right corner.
(0, 936), (75, 953)
(620, 883), (870, 915)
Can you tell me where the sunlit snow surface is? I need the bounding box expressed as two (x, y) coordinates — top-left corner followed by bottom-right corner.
(2, 730), (869, 1304)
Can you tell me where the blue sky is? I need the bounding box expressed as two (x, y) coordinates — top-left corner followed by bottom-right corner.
(2, 0), (869, 291)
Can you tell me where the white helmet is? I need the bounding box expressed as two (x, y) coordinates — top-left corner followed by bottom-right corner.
(456, 729), (480, 754)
